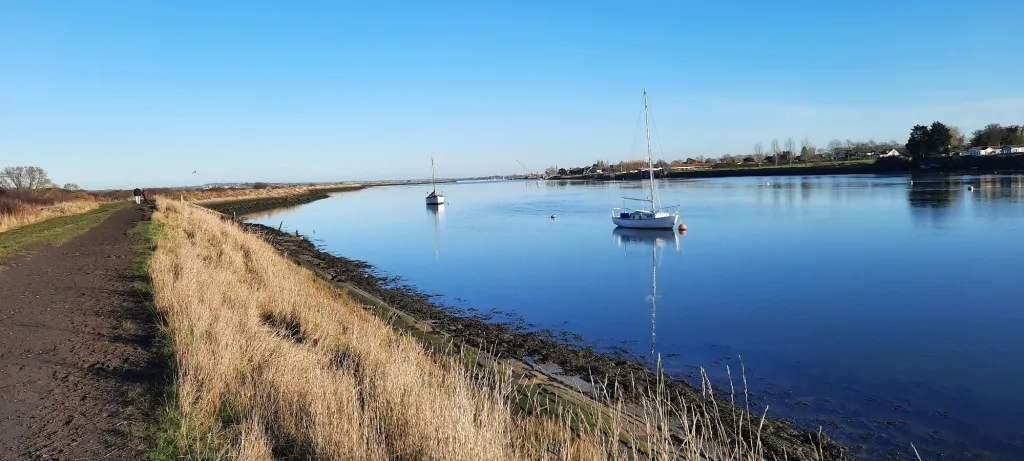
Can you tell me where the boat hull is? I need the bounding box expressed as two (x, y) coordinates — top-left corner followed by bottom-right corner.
(612, 214), (677, 229)
(426, 194), (445, 205)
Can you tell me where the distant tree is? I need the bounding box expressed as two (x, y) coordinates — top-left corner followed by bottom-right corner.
(971, 123), (1008, 147)
(905, 124), (932, 162)
(784, 138), (795, 164)
(800, 138), (815, 162)
(252, 182), (270, 189)
(0, 166), (54, 190)
(684, 158), (695, 164)
(544, 166), (559, 177)
(753, 143), (765, 165)
(63, 183), (81, 191)
(827, 139), (843, 161)
(948, 126), (964, 150)
(770, 139), (780, 166)
(928, 121), (953, 157)
(973, 124), (1024, 146)
(695, 155), (706, 163)
(742, 156), (756, 164)
(1009, 125), (1024, 145)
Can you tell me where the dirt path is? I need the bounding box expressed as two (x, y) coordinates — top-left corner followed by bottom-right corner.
(0, 206), (152, 460)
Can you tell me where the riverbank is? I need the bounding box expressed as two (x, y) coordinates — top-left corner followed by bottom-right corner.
(549, 156), (1024, 182)
(217, 206), (848, 459)
(200, 184), (365, 215)
(155, 199), (801, 460)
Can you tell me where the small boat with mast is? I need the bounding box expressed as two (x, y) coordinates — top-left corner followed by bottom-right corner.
(425, 152), (445, 205)
(612, 89), (679, 229)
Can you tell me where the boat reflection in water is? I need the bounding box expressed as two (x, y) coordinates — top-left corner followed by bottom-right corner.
(612, 227), (680, 252)
(611, 227), (681, 367)
(426, 203), (446, 259)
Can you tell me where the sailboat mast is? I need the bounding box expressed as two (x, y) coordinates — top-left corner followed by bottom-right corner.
(431, 153), (437, 193)
(643, 89), (656, 209)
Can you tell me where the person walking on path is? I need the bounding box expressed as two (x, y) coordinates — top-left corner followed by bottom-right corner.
(141, 188), (149, 204)
(132, 188), (142, 205)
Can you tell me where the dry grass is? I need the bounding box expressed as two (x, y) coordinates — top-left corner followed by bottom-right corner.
(149, 198), (773, 460)
(0, 190), (99, 233)
(182, 184), (361, 204)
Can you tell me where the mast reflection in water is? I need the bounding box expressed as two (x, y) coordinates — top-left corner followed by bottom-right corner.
(611, 227), (681, 368)
(426, 203), (445, 260)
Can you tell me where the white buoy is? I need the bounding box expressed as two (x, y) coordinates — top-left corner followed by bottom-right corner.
(968, 185), (974, 191)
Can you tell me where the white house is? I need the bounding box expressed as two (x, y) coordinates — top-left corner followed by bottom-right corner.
(879, 149), (901, 157)
(966, 146), (1000, 156)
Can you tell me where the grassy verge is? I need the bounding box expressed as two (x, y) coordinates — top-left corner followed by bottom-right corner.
(149, 198), (783, 460)
(0, 201), (125, 258)
(120, 209), (187, 460)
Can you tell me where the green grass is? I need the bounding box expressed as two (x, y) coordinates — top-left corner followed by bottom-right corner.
(122, 212), (186, 460)
(0, 202), (126, 258)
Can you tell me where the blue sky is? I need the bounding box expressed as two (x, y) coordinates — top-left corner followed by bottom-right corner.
(2, 0), (1022, 189)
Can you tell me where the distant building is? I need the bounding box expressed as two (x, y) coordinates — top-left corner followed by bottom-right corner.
(880, 149), (901, 157)
(966, 146), (1000, 156)
(1000, 146), (1024, 155)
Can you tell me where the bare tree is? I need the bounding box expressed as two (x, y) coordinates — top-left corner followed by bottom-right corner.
(949, 125), (964, 151)
(695, 155), (706, 163)
(63, 183), (81, 191)
(827, 139), (843, 161)
(770, 139), (780, 166)
(0, 166), (54, 190)
(753, 143), (765, 165)
(784, 138), (795, 164)
(800, 138), (814, 163)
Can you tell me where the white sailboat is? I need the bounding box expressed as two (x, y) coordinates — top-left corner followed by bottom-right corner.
(612, 89), (679, 229)
(426, 153), (445, 205)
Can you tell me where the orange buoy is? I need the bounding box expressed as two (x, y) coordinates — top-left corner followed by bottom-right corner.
(678, 223), (687, 233)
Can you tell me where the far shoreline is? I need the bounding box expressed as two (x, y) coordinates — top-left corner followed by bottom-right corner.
(547, 157), (1024, 182)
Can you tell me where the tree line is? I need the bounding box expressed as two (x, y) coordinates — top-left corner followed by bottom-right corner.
(0, 166), (79, 192)
(547, 137), (905, 176)
(905, 122), (1023, 162)
(548, 120), (1021, 176)
(969, 124), (1024, 147)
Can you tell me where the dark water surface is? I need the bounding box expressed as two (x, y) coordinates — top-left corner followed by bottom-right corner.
(251, 174), (1024, 459)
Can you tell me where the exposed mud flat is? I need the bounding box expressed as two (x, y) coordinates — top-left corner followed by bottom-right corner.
(237, 219), (850, 460)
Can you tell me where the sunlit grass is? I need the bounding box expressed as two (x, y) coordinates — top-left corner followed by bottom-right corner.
(149, 198), (780, 460)
(0, 198), (99, 233)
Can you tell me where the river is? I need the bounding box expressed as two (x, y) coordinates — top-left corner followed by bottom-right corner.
(250, 174), (1024, 459)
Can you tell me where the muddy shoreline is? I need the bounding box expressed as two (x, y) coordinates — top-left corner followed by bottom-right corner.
(202, 185), (365, 216)
(236, 219), (849, 460)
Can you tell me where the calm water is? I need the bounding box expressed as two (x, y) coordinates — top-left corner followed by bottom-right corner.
(252, 175), (1024, 459)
